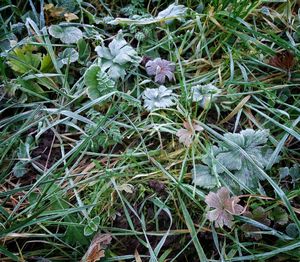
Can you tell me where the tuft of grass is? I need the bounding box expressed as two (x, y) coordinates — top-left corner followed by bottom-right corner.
(0, 0), (299, 261)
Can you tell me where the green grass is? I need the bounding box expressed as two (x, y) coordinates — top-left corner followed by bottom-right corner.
(0, 0), (300, 261)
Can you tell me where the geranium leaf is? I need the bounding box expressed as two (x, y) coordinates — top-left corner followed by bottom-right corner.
(142, 86), (176, 111)
(95, 31), (140, 80)
(192, 165), (218, 189)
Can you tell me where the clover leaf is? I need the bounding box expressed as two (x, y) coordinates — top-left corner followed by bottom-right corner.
(57, 48), (78, 68)
(49, 25), (83, 43)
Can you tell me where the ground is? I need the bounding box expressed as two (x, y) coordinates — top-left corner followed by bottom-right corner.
(0, 0), (300, 261)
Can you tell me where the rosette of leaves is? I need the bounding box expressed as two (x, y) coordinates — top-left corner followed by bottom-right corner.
(191, 83), (220, 108)
(142, 86), (176, 111)
(193, 129), (274, 190)
(57, 48), (78, 68)
(95, 31), (141, 80)
(84, 65), (116, 100)
(48, 24), (83, 43)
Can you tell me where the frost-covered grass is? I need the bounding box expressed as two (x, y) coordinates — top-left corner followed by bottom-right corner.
(0, 0), (300, 261)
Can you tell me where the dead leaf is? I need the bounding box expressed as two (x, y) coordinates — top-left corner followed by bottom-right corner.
(219, 95), (251, 125)
(176, 120), (203, 146)
(117, 183), (134, 193)
(44, 3), (64, 18)
(64, 12), (79, 22)
(80, 233), (112, 262)
(44, 3), (54, 11)
(134, 249), (143, 262)
(269, 51), (295, 71)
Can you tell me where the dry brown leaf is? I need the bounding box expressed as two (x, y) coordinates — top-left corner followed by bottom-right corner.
(80, 233), (112, 262)
(205, 187), (244, 228)
(176, 120), (203, 146)
(44, 3), (65, 18)
(64, 12), (79, 22)
(44, 3), (54, 11)
(269, 51), (295, 71)
(134, 249), (143, 262)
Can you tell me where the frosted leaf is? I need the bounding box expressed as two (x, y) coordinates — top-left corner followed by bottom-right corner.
(195, 129), (273, 191)
(49, 25), (82, 43)
(205, 187), (244, 228)
(57, 48), (78, 68)
(145, 58), (175, 84)
(191, 83), (220, 108)
(84, 65), (115, 100)
(192, 164), (218, 189)
(176, 121), (203, 146)
(142, 86), (176, 111)
(157, 4), (187, 19)
(95, 31), (141, 80)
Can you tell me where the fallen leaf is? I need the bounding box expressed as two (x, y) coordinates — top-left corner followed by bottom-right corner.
(80, 233), (112, 262)
(205, 187), (244, 228)
(44, 3), (54, 11)
(44, 4), (65, 18)
(269, 51), (295, 71)
(64, 12), (79, 22)
(176, 120), (203, 146)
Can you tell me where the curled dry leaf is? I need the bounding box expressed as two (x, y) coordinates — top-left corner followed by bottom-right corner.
(176, 121), (203, 146)
(268, 51), (295, 71)
(64, 12), (79, 22)
(80, 233), (112, 262)
(44, 3), (65, 18)
(205, 187), (244, 228)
